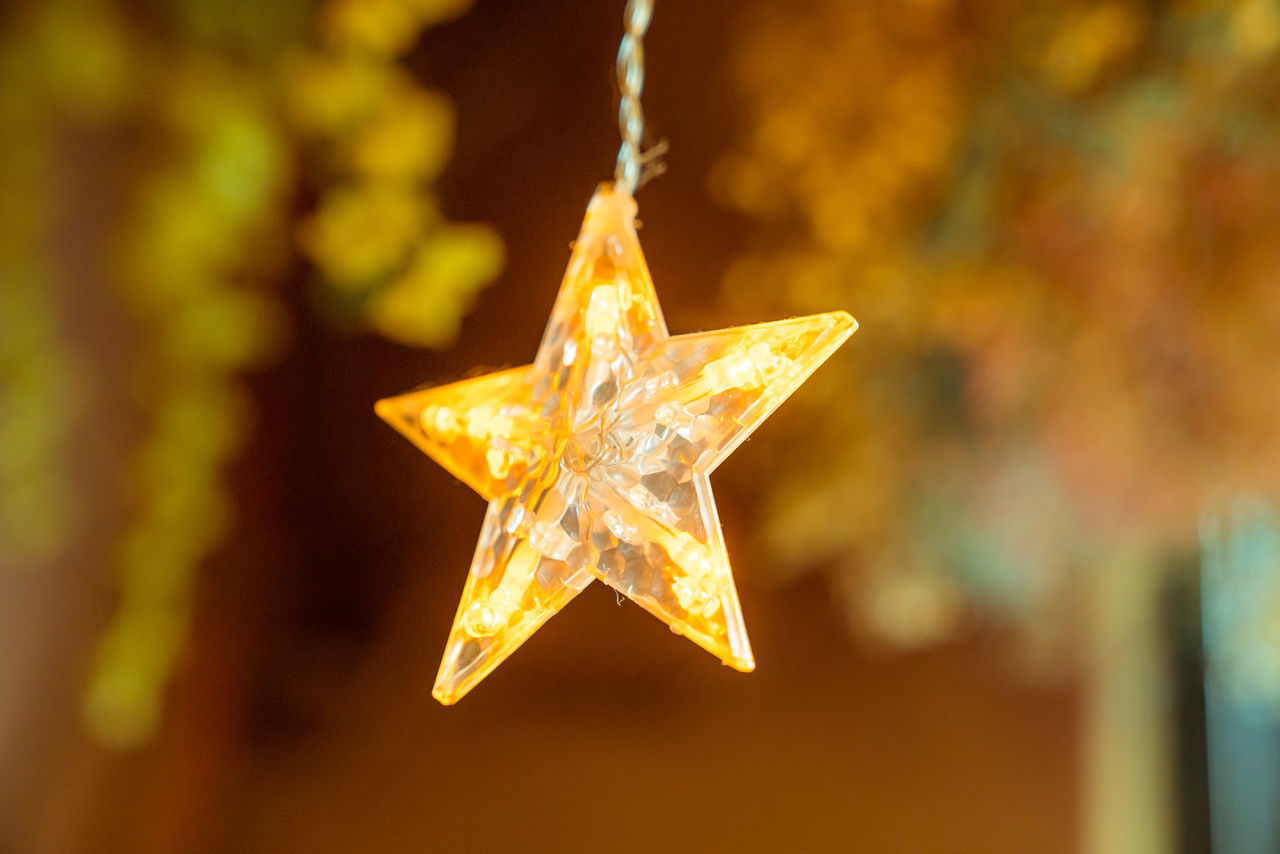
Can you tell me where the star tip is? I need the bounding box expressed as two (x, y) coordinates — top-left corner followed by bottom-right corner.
(725, 656), (756, 673)
(830, 310), (859, 333)
(431, 685), (460, 706)
(599, 179), (634, 200)
(589, 183), (638, 221)
(373, 397), (397, 424)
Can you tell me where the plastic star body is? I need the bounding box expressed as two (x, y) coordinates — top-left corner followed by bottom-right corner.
(377, 185), (856, 703)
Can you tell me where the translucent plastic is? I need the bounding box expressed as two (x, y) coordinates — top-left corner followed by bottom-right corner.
(377, 185), (856, 703)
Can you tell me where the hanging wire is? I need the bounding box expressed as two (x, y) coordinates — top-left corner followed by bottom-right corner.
(614, 0), (665, 196)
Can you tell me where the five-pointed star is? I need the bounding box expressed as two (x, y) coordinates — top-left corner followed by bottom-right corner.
(376, 185), (856, 704)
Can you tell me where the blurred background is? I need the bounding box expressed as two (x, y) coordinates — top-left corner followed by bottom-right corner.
(2, 0), (1278, 851)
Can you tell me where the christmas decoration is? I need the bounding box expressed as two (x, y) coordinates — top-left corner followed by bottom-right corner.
(376, 0), (855, 703)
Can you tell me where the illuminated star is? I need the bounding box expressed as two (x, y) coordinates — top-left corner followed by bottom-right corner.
(376, 185), (856, 703)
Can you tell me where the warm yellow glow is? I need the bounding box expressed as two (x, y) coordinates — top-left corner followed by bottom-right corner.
(377, 184), (856, 704)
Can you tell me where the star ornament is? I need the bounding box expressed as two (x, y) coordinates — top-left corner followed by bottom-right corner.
(376, 185), (856, 704)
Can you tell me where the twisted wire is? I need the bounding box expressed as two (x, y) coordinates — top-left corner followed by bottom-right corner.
(614, 0), (656, 196)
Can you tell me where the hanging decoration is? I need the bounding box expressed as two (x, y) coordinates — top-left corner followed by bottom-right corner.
(376, 0), (856, 704)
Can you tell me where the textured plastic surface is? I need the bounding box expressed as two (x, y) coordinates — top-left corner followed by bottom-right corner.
(377, 185), (856, 704)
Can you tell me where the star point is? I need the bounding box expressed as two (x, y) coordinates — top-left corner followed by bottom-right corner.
(377, 184), (855, 703)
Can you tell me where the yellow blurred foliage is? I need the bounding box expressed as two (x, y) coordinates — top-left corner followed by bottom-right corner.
(292, 0), (502, 347)
(0, 0), (501, 747)
(719, 0), (1280, 655)
(319, 0), (473, 54)
(286, 56), (406, 134)
(367, 223), (504, 345)
(350, 88), (455, 180)
(1231, 0), (1280, 59)
(299, 184), (438, 288)
(321, 0), (425, 55)
(0, 6), (89, 564)
(1044, 5), (1145, 92)
(27, 0), (137, 121)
